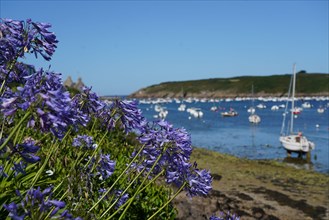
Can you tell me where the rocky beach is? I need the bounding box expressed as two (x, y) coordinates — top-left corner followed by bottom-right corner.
(173, 148), (329, 220)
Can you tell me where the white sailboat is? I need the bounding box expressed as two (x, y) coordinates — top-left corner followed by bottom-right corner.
(279, 64), (315, 155)
(248, 84), (261, 124)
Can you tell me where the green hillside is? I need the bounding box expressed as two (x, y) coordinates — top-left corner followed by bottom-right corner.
(129, 72), (329, 98)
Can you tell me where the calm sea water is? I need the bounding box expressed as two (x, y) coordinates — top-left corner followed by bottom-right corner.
(135, 98), (329, 174)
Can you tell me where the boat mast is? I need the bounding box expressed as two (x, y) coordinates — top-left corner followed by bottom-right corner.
(280, 71), (293, 136)
(251, 83), (254, 113)
(290, 64), (296, 134)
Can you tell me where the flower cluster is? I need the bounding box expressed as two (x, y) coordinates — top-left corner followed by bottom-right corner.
(72, 86), (105, 117)
(4, 187), (80, 219)
(0, 138), (40, 176)
(103, 99), (147, 134)
(1, 69), (88, 138)
(0, 18), (58, 62)
(73, 135), (95, 150)
(186, 163), (213, 197)
(137, 120), (212, 197)
(12, 139), (40, 164)
(96, 153), (116, 180)
(0, 62), (34, 84)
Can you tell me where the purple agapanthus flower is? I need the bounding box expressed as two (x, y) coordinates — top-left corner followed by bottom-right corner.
(97, 154), (116, 180)
(72, 86), (105, 117)
(0, 38), (16, 65)
(30, 21), (58, 60)
(136, 120), (192, 176)
(100, 99), (147, 134)
(12, 139), (40, 164)
(73, 135), (95, 150)
(12, 161), (27, 176)
(0, 18), (58, 61)
(185, 164), (212, 197)
(134, 120), (212, 197)
(3, 202), (25, 220)
(0, 62), (35, 84)
(0, 18), (58, 95)
(114, 190), (129, 209)
(1, 69), (88, 138)
(210, 212), (240, 220)
(60, 210), (84, 220)
(3, 187), (78, 219)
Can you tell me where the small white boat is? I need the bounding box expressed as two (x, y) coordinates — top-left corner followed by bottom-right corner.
(302, 102), (312, 109)
(317, 107), (325, 114)
(247, 107), (255, 114)
(249, 114), (261, 124)
(210, 106), (218, 111)
(248, 84), (261, 124)
(271, 105), (279, 111)
(221, 108), (238, 117)
(280, 133), (315, 153)
(159, 109), (168, 119)
(256, 103), (266, 109)
(178, 103), (186, 111)
(280, 64), (315, 155)
(187, 107), (203, 118)
(291, 107), (302, 115)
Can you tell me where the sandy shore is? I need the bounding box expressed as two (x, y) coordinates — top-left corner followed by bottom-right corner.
(173, 148), (329, 220)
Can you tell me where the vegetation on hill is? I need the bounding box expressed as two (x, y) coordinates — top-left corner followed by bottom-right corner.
(129, 72), (329, 98)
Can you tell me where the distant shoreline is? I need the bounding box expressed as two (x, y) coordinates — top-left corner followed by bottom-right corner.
(103, 94), (329, 100)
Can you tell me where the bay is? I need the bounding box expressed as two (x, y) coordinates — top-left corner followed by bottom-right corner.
(135, 98), (329, 174)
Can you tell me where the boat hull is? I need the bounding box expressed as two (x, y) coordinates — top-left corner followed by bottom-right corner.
(249, 114), (261, 123)
(279, 135), (315, 153)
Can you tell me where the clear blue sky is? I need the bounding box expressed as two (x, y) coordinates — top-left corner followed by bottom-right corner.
(1, 1), (328, 96)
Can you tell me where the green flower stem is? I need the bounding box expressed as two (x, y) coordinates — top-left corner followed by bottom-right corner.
(37, 132), (51, 143)
(0, 111), (31, 151)
(0, 57), (20, 95)
(83, 130), (108, 170)
(30, 139), (59, 188)
(77, 150), (89, 167)
(105, 169), (165, 220)
(16, 125), (27, 145)
(12, 123), (25, 146)
(53, 179), (65, 194)
(105, 198), (129, 220)
(0, 79), (6, 95)
(0, 80), (6, 93)
(147, 182), (187, 220)
(61, 127), (73, 141)
(117, 146), (168, 220)
(88, 143), (146, 213)
(90, 117), (98, 133)
(100, 167), (146, 219)
(0, 118), (5, 139)
(137, 169), (165, 194)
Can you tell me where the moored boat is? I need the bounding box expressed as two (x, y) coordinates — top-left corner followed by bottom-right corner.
(221, 108), (238, 117)
(280, 64), (315, 156)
